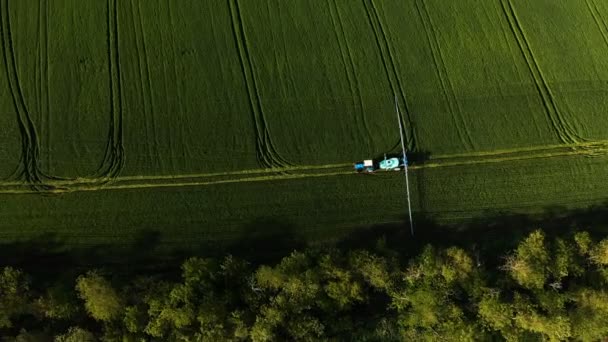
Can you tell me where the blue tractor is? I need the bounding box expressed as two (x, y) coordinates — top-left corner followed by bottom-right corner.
(354, 154), (408, 173)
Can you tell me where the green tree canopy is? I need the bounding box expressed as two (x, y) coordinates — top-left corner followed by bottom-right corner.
(1, 228), (607, 341)
(0, 267), (31, 329)
(75, 271), (123, 322)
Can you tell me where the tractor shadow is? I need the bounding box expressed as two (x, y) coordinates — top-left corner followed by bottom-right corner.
(372, 150), (431, 165)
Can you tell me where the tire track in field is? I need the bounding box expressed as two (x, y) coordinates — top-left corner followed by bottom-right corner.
(227, 0), (290, 168)
(155, 2), (178, 173)
(38, 0), (54, 176)
(42, 0), (51, 172)
(368, 0), (417, 150)
(2, 139), (607, 192)
(1, 0), (35, 179)
(35, 1), (42, 167)
(275, 1), (300, 105)
(0, 0), (25, 182)
(129, 0), (154, 169)
(585, 0), (608, 50)
(0, 170), (356, 195)
(414, 0), (474, 150)
(1, 140), (607, 195)
(328, 0), (374, 146)
(0, 0), (54, 190)
(97, 0), (125, 179)
(499, 0), (583, 145)
(362, 0), (417, 151)
(502, 0), (581, 143)
(0, 162), (352, 188)
(135, 0), (162, 171)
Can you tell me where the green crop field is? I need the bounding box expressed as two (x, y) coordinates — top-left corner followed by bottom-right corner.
(2, 0), (608, 252)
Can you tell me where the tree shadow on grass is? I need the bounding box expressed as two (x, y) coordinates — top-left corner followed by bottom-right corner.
(0, 233), (71, 274)
(2, 203), (608, 279)
(333, 201), (608, 269)
(0, 219), (308, 280)
(223, 218), (307, 263)
(0, 228), (171, 280)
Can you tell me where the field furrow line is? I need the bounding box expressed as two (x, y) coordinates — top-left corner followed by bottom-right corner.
(500, 0), (567, 142)
(362, 5), (395, 98)
(328, 0), (373, 146)
(327, 2), (364, 140)
(113, 0), (125, 177)
(276, 1), (300, 108)
(136, 1), (161, 171)
(362, 1), (409, 152)
(240, 17), (291, 168)
(43, 0), (51, 172)
(508, 4), (583, 142)
(368, 0), (417, 150)
(167, 1), (193, 163)
(415, 0), (473, 150)
(333, 0), (374, 138)
(227, 0), (289, 168)
(500, 0), (582, 145)
(37, 0), (61, 182)
(99, 0), (117, 176)
(35, 0), (41, 153)
(128, 0), (153, 167)
(334, 1), (371, 143)
(586, 0), (608, 50)
(157, 13), (178, 173)
(34, 0), (45, 174)
(228, 0), (270, 168)
(363, 0), (417, 150)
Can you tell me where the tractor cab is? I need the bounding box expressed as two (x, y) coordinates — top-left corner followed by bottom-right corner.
(354, 159), (375, 173)
(379, 157), (401, 171)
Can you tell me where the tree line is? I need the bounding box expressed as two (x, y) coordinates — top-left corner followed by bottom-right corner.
(1, 229), (608, 341)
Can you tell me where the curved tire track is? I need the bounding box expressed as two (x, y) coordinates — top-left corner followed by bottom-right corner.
(96, 0), (125, 179)
(499, 0), (583, 145)
(227, 0), (290, 168)
(0, 0), (55, 190)
(586, 0), (608, 47)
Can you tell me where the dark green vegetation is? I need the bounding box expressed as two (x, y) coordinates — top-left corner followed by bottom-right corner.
(2, 0), (608, 249)
(2, 228), (608, 341)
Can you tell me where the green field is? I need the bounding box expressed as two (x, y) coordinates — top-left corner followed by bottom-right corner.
(2, 0), (608, 251)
